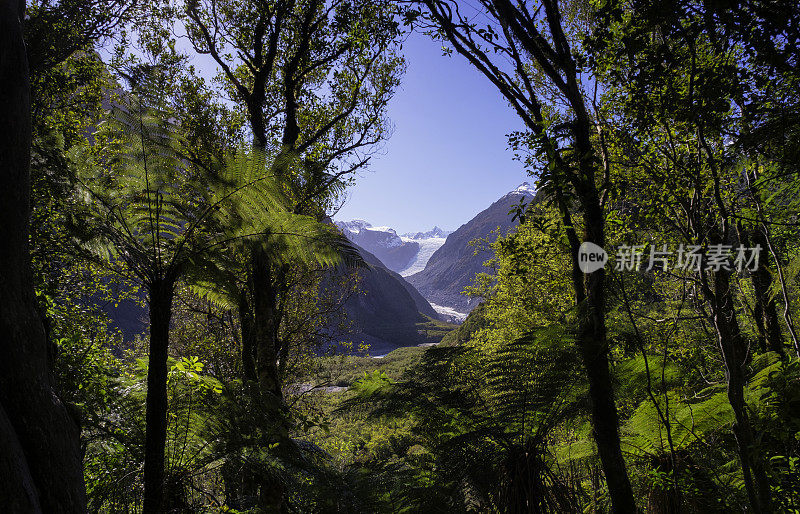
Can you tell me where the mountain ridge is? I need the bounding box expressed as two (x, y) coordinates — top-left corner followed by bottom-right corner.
(406, 182), (537, 313)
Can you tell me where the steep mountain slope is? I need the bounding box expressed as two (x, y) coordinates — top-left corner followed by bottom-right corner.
(353, 244), (439, 321)
(335, 243), (449, 354)
(406, 183), (537, 314)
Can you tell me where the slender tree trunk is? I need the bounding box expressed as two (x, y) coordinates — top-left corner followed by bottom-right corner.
(228, 294), (257, 509)
(705, 269), (772, 513)
(750, 230), (785, 356)
(555, 182), (636, 512)
(248, 98), (268, 151)
(418, 4), (636, 503)
(239, 68), (290, 509)
(746, 167), (800, 356)
(500, 0), (638, 506)
(562, 51), (636, 507)
(739, 227), (784, 356)
(0, 1), (87, 510)
(239, 293), (257, 382)
(555, 160), (636, 514)
(142, 279), (175, 514)
(249, 249), (283, 400)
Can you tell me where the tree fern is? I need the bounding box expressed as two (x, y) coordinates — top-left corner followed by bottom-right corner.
(184, 149), (367, 312)
(69, 89), (368, 509)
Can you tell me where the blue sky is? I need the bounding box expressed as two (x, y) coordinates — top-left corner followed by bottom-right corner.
(333, 31), (529, 234)
(110, 26), (532, 235)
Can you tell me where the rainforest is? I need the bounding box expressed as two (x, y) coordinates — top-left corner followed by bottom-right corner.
(1, 0), (799, 512)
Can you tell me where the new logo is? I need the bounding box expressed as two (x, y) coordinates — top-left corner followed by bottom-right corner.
(579, 242), (608, 273)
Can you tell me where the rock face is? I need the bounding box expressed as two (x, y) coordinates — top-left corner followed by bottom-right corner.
(406, 183), (537, 314)
(0, 9), (87, 510)
(348, 243), (439, 321)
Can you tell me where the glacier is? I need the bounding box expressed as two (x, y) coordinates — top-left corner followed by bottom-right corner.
(429, 303), (468, 322)
(336, 219), (452, 275)
(398, 236), (447, 276)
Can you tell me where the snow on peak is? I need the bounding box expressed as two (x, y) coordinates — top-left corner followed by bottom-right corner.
(402, 226), (452, 240)
(510, 182), (537, 197)
(335, 220), (405, 248)
(335, 219), (371, 234)
(366, 226), (396, 234)
(363, 226), (402, 247)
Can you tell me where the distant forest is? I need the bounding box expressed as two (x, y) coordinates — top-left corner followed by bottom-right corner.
(1, 1), (799, 513)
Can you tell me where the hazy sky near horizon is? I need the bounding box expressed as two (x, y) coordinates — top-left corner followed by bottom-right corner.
(332, 31), (529, 234)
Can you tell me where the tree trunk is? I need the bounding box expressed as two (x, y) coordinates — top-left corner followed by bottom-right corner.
(249, 249), (283, 400)
(562, 47), (637, 507)
(706, 269), (772, 513)
(239, 293), (257, 382)
(738, 225), (784, 356)
(239, 106), (291, 508)
(248, 247), (287, 511)
(750, 230), (784, 356)
(0, 402), (42, 512)
(497, 1), (637, 507)
(248, 98), (267, 151)
(0, 1), (87, 511)
(579, 200), (638, 514)
(142, 279), (175, 514)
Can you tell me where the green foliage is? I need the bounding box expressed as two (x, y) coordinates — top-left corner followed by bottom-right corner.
(351, 369), (393, 396)
(185, 149), (367, 314)
(77, 354), (227, 511)
(21, 0), (800, 511)
(323, 319), (585, 511)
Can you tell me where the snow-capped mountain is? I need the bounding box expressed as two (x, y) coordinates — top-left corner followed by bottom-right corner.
(506, 181), (537, 198)
(335, 220), (419, 271)
(336, 220), (405, 248)
(403, 226), (451, 240)
(335, 220), (454, 277)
